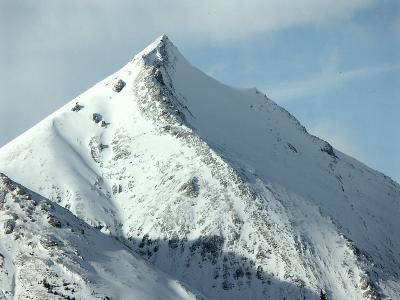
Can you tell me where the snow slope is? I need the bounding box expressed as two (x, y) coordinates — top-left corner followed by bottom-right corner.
(0, 35), (399, 299)
(0, 173), (203, 300)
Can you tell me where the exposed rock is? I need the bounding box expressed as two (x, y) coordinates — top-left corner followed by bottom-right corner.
(92, 113), (102, 124)
(101, 120), (110, 128)
(111, 129), (131, 160)
(40, 202), (54, 212)
(178, 177), (199, 198)
(71, 102), (83, 112)
(256, 265), (264, 280)
(363, 289), (380, 300)
(321, 142), (337, 158)
(1, 174), (16, 191)
(360, 276), (381, 300)
(154, 69), (165, 86)
(189, 235), (224, 264)
(168, 235), (179, 249)
(360, 277), (370, 290)
(1, 35), (399, 300)
(234, 268), (244, 279)
(47, 215), (61, 228)
(0, 253), (4, 268)
(222, 280), (233, 290)
(40, 236), (58, 249)
(139, 234), (153, 249)
(113, 79), (126, 92)
(89, 137), (107, 163)
(320, 289), (327, 300)
(16, 187), (26, 195)
(294, 277), (305, 288)
(112, 184), (123, 195)
(4, 220), (14, 234)
(0, 190), (6, 203)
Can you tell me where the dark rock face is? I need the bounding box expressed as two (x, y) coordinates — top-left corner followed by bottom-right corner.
(256, 265), (264, 280)
(92, 113), (102, 124)
(3, 219), (14, 234)
(0, 253), (4, 268)
(71, 102), (83, 112)
(189, 235), (224, 264)
(47, 215), (61, 228)
(112, 184), (123, 195)
(154, 69), (165, 86)
(178, 177), (199, 198)
(360, 276), (381, 300)
(0, 174), (16, 191)
(101, 121), (110, 128)
(113, 79), (126, 92)
(343, 235), (382, 300)
(321, 142), (337, 158)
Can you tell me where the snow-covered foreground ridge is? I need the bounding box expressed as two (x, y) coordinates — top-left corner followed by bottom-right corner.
(0, 173), (202, 300)
(0, 35), (399, 300)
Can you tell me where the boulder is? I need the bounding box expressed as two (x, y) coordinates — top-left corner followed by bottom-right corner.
(101, 121), (110, 128)
(71, 102), (83, 112)
(92, 113), (102, 124)
(4, 220), (14, 234)
(321, 142), (337, 158)
(113, 79), (126, 92)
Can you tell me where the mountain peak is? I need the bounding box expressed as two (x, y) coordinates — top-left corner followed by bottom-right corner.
(135, 34), (179, 64)
(1, 34), (399, 300)
(158, 33), (170, 43)
(148, 34), (171, 49)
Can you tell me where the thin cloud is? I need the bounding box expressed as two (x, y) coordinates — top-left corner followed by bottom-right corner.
(267, 64), (400, 102)
(0, 1), (374, 43)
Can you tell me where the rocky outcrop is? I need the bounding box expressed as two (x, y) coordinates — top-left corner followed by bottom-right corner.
(92, 113), (102, 124)
(89, 137), (107, 163)
(178, 177), (199, 198)
(113, 79), (126, 92)
(321, 142), (337, 158)
(47, 215), (61, 228)
(71, 102), (83, 112)
(3, 219), (14, 234)
(40, 236), (59, 249)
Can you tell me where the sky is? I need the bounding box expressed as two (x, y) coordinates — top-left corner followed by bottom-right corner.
(0, 0), (399, 182)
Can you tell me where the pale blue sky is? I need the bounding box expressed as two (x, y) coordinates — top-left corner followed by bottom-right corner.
(0, 0), (399, 182)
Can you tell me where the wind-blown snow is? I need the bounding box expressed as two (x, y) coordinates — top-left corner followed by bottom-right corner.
(0, 35), (399, 300)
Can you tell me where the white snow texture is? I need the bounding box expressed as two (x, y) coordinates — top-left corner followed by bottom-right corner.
(0, 35), (399, 300)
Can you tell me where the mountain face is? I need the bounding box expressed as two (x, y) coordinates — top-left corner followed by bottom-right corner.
(0, 35), (399, 300)
(0, 173), (201, 300)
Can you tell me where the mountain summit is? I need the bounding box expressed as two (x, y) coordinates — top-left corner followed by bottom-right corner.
(0, 35), (399, 300)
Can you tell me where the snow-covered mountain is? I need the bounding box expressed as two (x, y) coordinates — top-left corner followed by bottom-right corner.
(0, 173), (202, 300)
(0, 35), (399, 300)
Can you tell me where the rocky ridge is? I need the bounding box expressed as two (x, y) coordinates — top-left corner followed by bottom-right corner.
(0, 35), (399, 299)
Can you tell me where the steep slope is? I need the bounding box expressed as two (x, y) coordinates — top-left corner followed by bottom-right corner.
(0, 35), (399, 300)
(0, 173), (203, 300)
